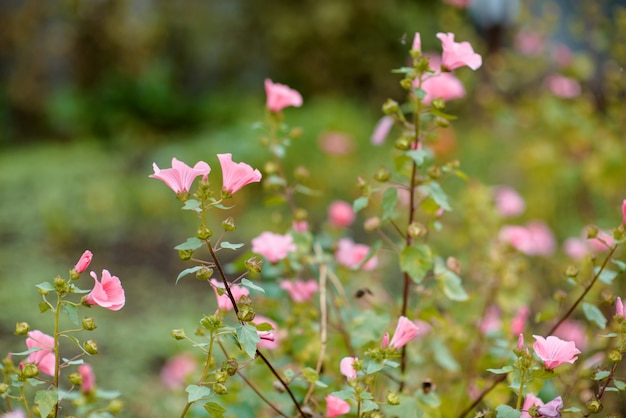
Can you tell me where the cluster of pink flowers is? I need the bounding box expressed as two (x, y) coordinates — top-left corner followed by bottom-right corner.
(532, 335), (580, 370)
(335, 238), (378, 271)
(280, 279), (318, 303)
(499, 221), (555, 256)
(251, 231), (297, 264)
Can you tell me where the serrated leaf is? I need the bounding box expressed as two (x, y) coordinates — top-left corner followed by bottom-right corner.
(35, 389), (58, 418)
(220, 241), (244, 250)
(361, 399), (379, 412)
(353, 196), (369, 213)
(399, 244), (432, 283)
(487, 366), (514, 375)
(593, 370), (611, 380)
(186, 384), (212, 403)
(36, 282), (55, 292)
(235, 324), (260, 358)
(176, 266), (203, 284)
(204, 401), (227, 418)
(434, 258), (468, 301)
(174, 237), (203, 251)
(381, 187), (398, 221)
(582, 302), (607, 329)
(301, 367), (319, 384)
(62, 303), (79, 326)
(241, 278), (265, 294)
(495, 404), (521, 418)
(182, 199), (201, 211)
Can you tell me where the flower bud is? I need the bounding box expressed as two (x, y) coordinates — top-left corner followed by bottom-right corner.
(245, 257), (263, 274)
(68, 372), (83, 386)
(107, 399), (124, 415)
(222, 217), (236, 231)
(213, 382), (228, 395)
(200, 315), (222, 331)
(374, 167), (391, 182)
(427, 166), (441, 179)
(395, 137), (411, 151)
(586, 399), (602, 413)
(408, 222), (427, 239)
(237, 306), (256, 323)
(84, 340), (98, 355)
(294, 166), (310, 181)
(434, 117), (450, 128)
(400, 78), (414, 91)
(195, 326), (206, 336)
(196, 226), (213, 240)
(431, 98), (446, 111)
(15, 322), (30, 335)
(382, 99), (399, 115)
(54, 276), (69, 294)
(82, 317), (97, 331)
(294, 208), (308, 222)
(364, 217), (381, 232)
(221, 359), (238, 376)
(264, 161), (278, 175)
(39, 302), (51, 313)
(196, 267), (213, 281)
(565, 265), (579, 278)
(171, 329), (186, 340)
(0, 383), (8, 394)
(215, 370), (229, 384)
(586, 226), (599, 239)
(446, 257), (462, 275)
(609, 349), (622, 363)
(21, 363), (39, 378)
(386, 392), (400, 406)
(178, 249), (193, 261)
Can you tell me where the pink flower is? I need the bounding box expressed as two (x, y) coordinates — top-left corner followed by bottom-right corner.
(335, 238), (378, 271)
(499, 222), (555, 256)
(616, 296), (624, 318)
(420, 71), (466, 104)
(280, 279), (318, 303)
(521, 393), (544, 418)
(532, 335), (580, 370)
(85, 270), (125, 311)
(217, 153), (262, 195)
(265, 79), (303, 112)
(73, 250), (93, 274)
(381, 333), (389, 349)
(538, 396), (563, 417)
(545, 74), (581, 99)
(371, 116), (394, 145)
(511, 306), (529, 336)
(1, 411), (27, 418)
(328, 201), (355, 228)
(251, 232), (296, 263)
(412, 32), (422, 52)
(517, 334), (525, 350)
(622, 199), (626, 225)
(479, 305), (502, 335)
(292, 220), (308, 233)
(150, 158), (211, 195)
(326, 395), (350, 417)
(210, 279), (249, 311)
(589, 229), (615, 252)
(553, 320), (587, 351)
(389, 316), (420, 349)
(319, 131), (355, 155)
(494, 187), (525, 217)
(437, 32), (482, 71)
(564, 237), (590, 261)
(160, 353), (197, 390)
(515, 30), (544, 55)
(78, 364), (96, 393)
(339, 357), (358, 380)
(25, 330), (55, 376)
(253, 315), (279, 350)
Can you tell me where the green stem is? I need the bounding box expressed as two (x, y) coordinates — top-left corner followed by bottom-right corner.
(53, 295), (62, 418)
(516, 368), (526, 410)
(19, 386), (34, 418)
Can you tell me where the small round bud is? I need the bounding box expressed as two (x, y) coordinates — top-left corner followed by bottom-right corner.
(221, 359), (238, 376)
(84, 340), (98, 355)
(171, 329), (186, 340)
(586, 226), (599, 239)
(195, 326), (206, 336)
(0, 383), (8, 394)
(68, 372), (83, 386)
(394, 137), (411, 151)
(107, 399), (124, 415)
(427, 166), (441, 179)
(215, 370), (229, 384)
(364, 217), (381, 232)
(213, 382), (228, 395)
(586, 399), (602, 413)
(294, 208), (308, 222)
(289, 127), (303, 139)
(400, 78), (414, 91)
(382, 99), (399, 115)
(408, 222), (427, 239)
(196, 226), (213, 240)
(178, 249), (193, 261)
(245, 257), (263, 274)
(222, 217), (236, 231)
(386, 392), (400, 405)
(54, 276), (69, 294)
(294, 166), (310, 181)
(565, 265), (579, 278)
(21, 363), (39, 378)
(200, 315), (222, 331)
(196, 267), (213, 281)
(264, 161), (279, 174)
(431, 98), (446, 110)
(609, 349), (622, 363)
(237, 306), (256, 323)
(15, 322), (30, 335)
(446, 257), (462, 275)
(374, 167), (391, 182)
(434, 117), (450, 128)
(82, 317), (97, 331)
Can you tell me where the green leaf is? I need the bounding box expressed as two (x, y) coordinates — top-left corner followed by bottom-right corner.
(582, 302), (607, 329)
(613, 380), (626, 390)
(186, 384), (212, 403)
(235, 324), (260, 358)
(593, 370), (611, 380)
(399, 244), (433, 283)
(366, 360), (384, 374)
(598, 269), (617, 284)
(174, 237), (203, 251)
(353, 196), (369, 213)
(204, 401), (227, 418)
(361, 399), (379, 412)
(35, 389), (58, 418)
(94, 389), (121, 399)
(561, 407), (582, 413)
(487, 366), (514, 375)
(301, 367), (319, 384)
(406, 149), (432, 167)
(423, 182), (451, 211)
(431, 338), (459, 372)
(220, 241), (244, 250)
(331, 389), (355, 400)
(36, 282), (55, 293)
(176, 266), (203, 284)
(611, 259), (626, 272)
(295, 184), (321, 197)
(495, 404), (521, 418)
(430, 108), (458, 120)
(241, 278), (265, 294)
(61, 304), (79, 326)
(381, 187), (398, 221)
(182, 199), (201, 211)
(434, 259), (468, 301)
(255, 322), (274, 332)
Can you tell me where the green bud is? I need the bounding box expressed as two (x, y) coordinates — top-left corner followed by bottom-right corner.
(171, 329), (186, 340)
(294, 166), (310, 181)
(386, 391), (400, 405)
(107, 399), (124, 415)
(215, 370), (229, 384)
(586, 399), (602, 413)
(294, 208), (308, 222)
(15, 322), (30, 335)
(431, 98), (446, 110)
(195, 326), (206, 336)
(21, 363), (39, 378)
(400, 78), (414, 91)
(245, 257), (263, 274)
(222, 217), (236, 231)
(565, 265), (579, 278)
(196, 267), (213, 281)
(196, 226), (213, 240)
(54, 276), (69, 294)
(586, 226), (599, 239)
(221, 358), (238, 376)
(609, 349), (622, 363)
(82, 317), (97, 331)
(0, 383), (8, 394)
(213, 382), (228, 395)
(178, 249), (193, 261)
(434, 117), (450, 128)
(68, 372), (83, 386)
(200, 315), (222, 331)
(382, 99), (399, 115)
(237, 306), (256, 322)
(39, 301), (51, 313)
(374, 166), (391, 182)
(264, 161), (278, 175)
(394, 137), (411, 151)
(427, 166), (441, 179)
(176, 191), (190, 202)
(408, 222), (427, 239)
(84, 340), (98, 355)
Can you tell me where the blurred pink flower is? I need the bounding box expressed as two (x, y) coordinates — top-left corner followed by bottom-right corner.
(210, 279), (249, 311)
(280, 279), (318, 303)
(85, 270), (125, 311)
(515, 30), (544, 55)
(319, 131), (355, 155)
(326, 395), (350, 417)
(389, 316), (419, 349)
(371, 116), (394, 145)
(381, 333), (389, 349)
(335, 238), (378, 270)
(253, 315), (279, 350)
(517, 333), (524, 350)
(437, 32), (482, 71)
(420, 72), (466, 104)
(521, 393), (544, 418)
(538, 396), (563, 418)
(79, 364), (96, 393)
(494, 186), (525, 217)
(622, 200), (626, 225)
(25, 330), (55, 376)
(564, 237), (590, 261)
(73, 250), (93, 274)
(532, 335), (580, 370)
(511, 306), (529, 336)
(265, 79), (303, 112)
(150, 158), (211, 195)
(339, 357), (358, 380)
(589, 229), (615, 252)
(616, 296), (624, 318)
(0, 410), (26, 418)
(328, 201), (355, 228)
(412, 32), (422, 51)
(217, 153), (262, 195)
(292, 220), (308, 233)
(553, 320), (587, 351)
(499, 222), (555, 256)
(545, 75), (581, 99)
(442, 0), (469, 7)
(479, 305), (501, 335)
(161, 353), (197, 390)
(252, 232), (296, 263)
(553, 44), (573, 68)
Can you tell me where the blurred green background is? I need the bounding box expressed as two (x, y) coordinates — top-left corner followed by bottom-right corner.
(1, 0), (626, 416)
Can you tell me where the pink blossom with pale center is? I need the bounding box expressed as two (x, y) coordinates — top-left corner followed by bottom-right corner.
(389, 316), (420, 349)
(335, 238), (378, 271)
(73, 250), (93, 274)
(511, 306), (529, 336)
(25, 330), (55, 376)
(326, 395), (350, 417)
(85, 270), (125, 311)
(253, 315), (279, 350)
(339, 357), (358, 380)
(532, 335), (580, 370)
(499, 221), (555, 256)
(78, 364), (96, 393)
(280, 279), (318, 303)
(265, 79), (303, 112)
(217, 153), (262, 195)
(371, 116), (394, 145)
(210, 279), (249, 311)
(494, 186), (525, 217)
(328, 201), (355, 228)
(160, 353), (197, 390)
(149, 158), (211, 195)
(538, 396), (563, 417)
(251, 231), (296, 264)
(437, 32), (482, 71)
(521, 393), (544, 418)
(545, 75), (581, 99)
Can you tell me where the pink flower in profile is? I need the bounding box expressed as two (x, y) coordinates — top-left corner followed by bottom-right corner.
(412, 32), (422, 52)
(280, 279), (318, 303)
(437, 32), (482, 71)
(210, 279), (249, 311)
(532, 335), (580, 370)
(217, 153), (262, 195)
(538, 396), (563, 418)
(85, 270), (125, 311)
(252, 232), (296, 263)
(335, 238), (378, 270)
(265, 79), (303, 112)
(326, 395), (350, 417)
(78, 364), (96, 393)
(25, 330), (55, 376)
(479, 305), (501, 335)
(328, 201), (355, 228)
(546, 75), (580, 99)
(494, 187), (525, 217)
(1, 410), (26, 418)
(149, 158), (211, 195)
(420, 72), (466, 104)
(371, 116), (394, 145)
(253, 315), (279, 350)
(73, 250), (93, 274)
(564, 237), (590, 261)
(615, 296), (624, 319)
(389, 316), (420, 349)
(521, 393), (544, 418)
(340, 357), (358, 380)
(161, 353), (197, 390)
(511, 306), (529, 336)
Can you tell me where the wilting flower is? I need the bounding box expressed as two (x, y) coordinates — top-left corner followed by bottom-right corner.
(437, 32), (482, 71)
(85, 270), (125, 311)
(253, 315), (278, 350)
(280, 279), (318, 303)
(161, 353), (197, 390)
(340, 357), (358, 380)
(252, 232), (296, 263)
(217, 153), (262, 195)
(210, 279), (249, 311)
(494, 187), (525, 217)
(521, 393), (544, 418)
(328, 201), (355, 228)
(371, 116), (394, 145)
(545, 74), (581, 99)
(265, 79), (303, 112)
(79, 364), (96, 393)
(25, 330), (55, 376)
(326, 395), (350, 417)
(73, 250), (93, 274)
(149, 158), (211, 195)
(335, 238), (378, 271)
(389, 316), (420, 349)
(538, 396), (563, 417)
(532, 335), (580, 370)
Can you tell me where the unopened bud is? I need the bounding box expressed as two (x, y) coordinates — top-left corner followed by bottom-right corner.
(431, 98), (446, 111)
(586, 399), (602, 413)
(408, 222), (427, 239)
(386, 392), (400, 405)
(221, 358), (238, 376)
(213, 382), (228, 395)
(245, 257), (263, 273)
(294, 208), (308, 222)
(54, 276), (68, 293)
(107, 399), (124, 415)
(400, 78), (414, 91)
(68, 372), (83, 386)
(84, 340), (98, 355)
(171, 329), (186, 340)
(427, 166), (441, 179)
(178, 249), (193, 261)
(21, 363), (39, 378)
(82, 317), (97, 331)
(609, 349), (622, 363)
(196, 267), (213, 281)
(15, 322), (30, 335)
(565, 265), (579, 278)
(222, 217), (236, 231)
(237, 306), (256, 322)
(215, 370), (229, 384)
(382, 99), (399, 115)
(200, 315), (222, 331)
(0, 383), (8, 394)
(294, 166), (310, 181)
(196, 226), (213, 240)
(39, 302), (51, 313)
(374, 167), (391, 182)
(446, 257), (462, 275)
(586, 226), (599, 239)
(394, 137), (411, 151)
(364, 217), (381, 232)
